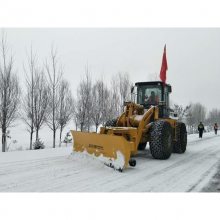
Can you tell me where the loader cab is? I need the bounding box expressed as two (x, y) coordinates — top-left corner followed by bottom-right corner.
(134, 81), (172, 118)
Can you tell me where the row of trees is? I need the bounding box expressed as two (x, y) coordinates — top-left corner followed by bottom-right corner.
(0, 35), (74, 152)
(0, 36), (20, 152)
(74, 71), (131, 132)
(173, 102), (220, 133)
(0, 34), (132, 152)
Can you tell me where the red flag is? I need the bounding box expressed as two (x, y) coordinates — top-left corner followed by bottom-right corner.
(160, 45), (168, 85)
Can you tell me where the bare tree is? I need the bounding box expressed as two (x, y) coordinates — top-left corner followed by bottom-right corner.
(73, 99), (80, 131)
(57, 79), (74, 146)
(0, 35), (20, 152)
(91, 79), (110, 132)
(101, 85), (111, 125)
(75, 68), (92, 131)
(75, 101), (82, 132)
(22, 48), (37, 150)
(107, 73), (131, 120)
(91, 80), (103, 132)
(33, 70), (49, 141)
(118, 72), (131, 113)
(185, 106), (195, 133)
(192, 102), (206, 125)
(206, 108), (220, 129)
(45, 47), (63, 148)
(109, 76), (120, 119)
(172, 104), (190, 122)
(185, 102), (206, 133)
(84, 68), (93, 132)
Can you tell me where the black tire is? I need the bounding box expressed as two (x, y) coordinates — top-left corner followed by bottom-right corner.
(138, 142), (147, 150)
(150, 120), (173, 159)
(105, 118), (117, 127)
(173, 122), (187, 153)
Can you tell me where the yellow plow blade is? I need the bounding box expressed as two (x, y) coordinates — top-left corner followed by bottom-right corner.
(71, 130), (135, 170)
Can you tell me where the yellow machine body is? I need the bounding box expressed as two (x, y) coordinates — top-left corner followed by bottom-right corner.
(71, 81), (188, 171)
(71, 102), (178, 170)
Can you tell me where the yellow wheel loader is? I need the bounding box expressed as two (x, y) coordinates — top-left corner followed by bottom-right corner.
(71, 81), (187, 171)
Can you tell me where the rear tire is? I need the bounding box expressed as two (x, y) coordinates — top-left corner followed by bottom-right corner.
(150, 120), (173, 159)
(173, 122), (187, 153)
(105, 118), (117, 127)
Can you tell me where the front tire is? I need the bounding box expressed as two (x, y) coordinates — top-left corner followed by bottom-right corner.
(150, 120), (173, 159)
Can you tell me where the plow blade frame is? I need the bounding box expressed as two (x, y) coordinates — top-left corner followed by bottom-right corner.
(71, 130), (135, 169)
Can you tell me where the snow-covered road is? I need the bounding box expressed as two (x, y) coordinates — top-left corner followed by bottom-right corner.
(0, 132), (220, 192)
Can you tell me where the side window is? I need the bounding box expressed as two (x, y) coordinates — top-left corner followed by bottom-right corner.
(138, 88), (142, 104)
(164, 87), (169, 107)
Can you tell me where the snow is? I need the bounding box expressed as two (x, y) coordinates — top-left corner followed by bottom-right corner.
(71, 150), (125, 170)
(0, 120), (74, 151)
(112, 151), (125, 170)
(0, 131), (220, 192)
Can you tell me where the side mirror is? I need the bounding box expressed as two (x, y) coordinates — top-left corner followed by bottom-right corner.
(131, 86), (134, 94)
(168, 86), (172, 93)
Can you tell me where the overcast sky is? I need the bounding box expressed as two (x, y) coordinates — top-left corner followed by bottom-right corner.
(3, 28), (220, 111)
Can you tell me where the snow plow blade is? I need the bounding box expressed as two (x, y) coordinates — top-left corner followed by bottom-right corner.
(71, 130), (135, 171)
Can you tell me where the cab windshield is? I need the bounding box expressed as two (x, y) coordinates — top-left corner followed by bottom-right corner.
(137, 85), (162, 106)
